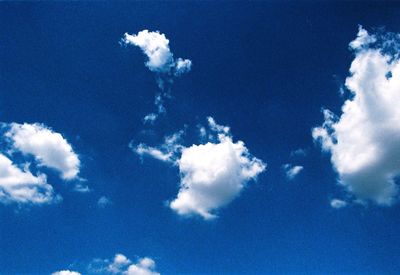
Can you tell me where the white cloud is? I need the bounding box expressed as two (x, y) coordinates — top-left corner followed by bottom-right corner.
(73, 182), (90, 193)
(142, 94), (167, 124)
(89, 253), (159, 275)
(122, 30), (192, 123)
(122, 30), (192, 75)
(133, 117), (266, 219)
(97, 196), (112, 208)
(207, 117), (230, 136)
(174, 58), (192, 76)
(134, 144), (173, 163)
(122, 30), (172, 73)
(132, 130), (184, 163)
(0, 153), (57, 204)
(171, 136), (265, 219)
(330, 199), (347, 209)
(5, 123), (80, 180)
(125, 257), (159, 275)
(0, 122), (82, 205)
(143, 113), (158, 124)
(349, 25), (377, 50)
(313, 26), (400, 206)
(108, 253), (132, 274)
(283, 164), (303, 180)
(142, 92), (168, 125)
(52, 270), (81, 275)
(197, 125), (207, 140)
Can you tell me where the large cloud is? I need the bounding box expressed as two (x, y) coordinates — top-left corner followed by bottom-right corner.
(5, 123), (80, 180)
(0, 122), (81, 205)
(313, 26), (400, 206)
(0, 153), (56, 204)
(121, 30), (192, 123)
(133, 117), (266, 219)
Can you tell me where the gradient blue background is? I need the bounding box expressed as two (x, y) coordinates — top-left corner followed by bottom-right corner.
(1, 2), (400, 274)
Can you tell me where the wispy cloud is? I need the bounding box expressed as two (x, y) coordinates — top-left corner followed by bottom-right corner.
(283, 164), (304, 180)
(97, 196), (112, 208)
(290, 148), (307, 157)
(122, 30), (192, 123)
(330, 199), (348, 209)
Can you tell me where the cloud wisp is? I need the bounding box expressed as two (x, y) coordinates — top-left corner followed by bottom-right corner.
(132, 117), (266, 220)
(313, 26), (400, 206)
(97, 196), (112, 208)
(122, 30), (192, 124)
(330, 198), (348, 209)
(283, 164), (303, 180)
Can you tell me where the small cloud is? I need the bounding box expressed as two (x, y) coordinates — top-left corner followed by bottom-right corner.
(330, 199), (348, 209)
(197, 125), (207, 140)
(73, 183), (91, 193)
(290, 148), (307, 157)
(97, 196), (112, 208)
(349, 25), (377, 50)
(88, 253), (159, 275)
(283, 164), (304, 180)
(143, 113), (158, 124)
(174, 58), (192, 76)
(51, 271), (81, 275)
(131, 130), (184, 163)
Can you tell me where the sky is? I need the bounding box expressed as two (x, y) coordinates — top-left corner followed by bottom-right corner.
(1, 2), (400, 274)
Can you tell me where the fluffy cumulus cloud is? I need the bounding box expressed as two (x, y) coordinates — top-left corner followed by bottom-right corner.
(122, 30), (192, 123)
(133, 117), (266, 219)
(125, 258), (159, 275)
(283, 164), (303, 180)
(52, 271), (81, 275)
(0, 153), (56, 204)
(313, 26), (400, 206)
(88, 253), (159, 275)
(174, 58), (192, 76)
(5, 123), (80, 180)
(122, 30), (192, 75)
(0, 122), (81, 205)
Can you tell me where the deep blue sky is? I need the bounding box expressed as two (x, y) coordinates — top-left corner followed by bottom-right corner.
(1, 2), (400, 274)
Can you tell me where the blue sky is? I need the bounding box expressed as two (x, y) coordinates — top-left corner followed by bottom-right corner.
(1, 2), (400, 274)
